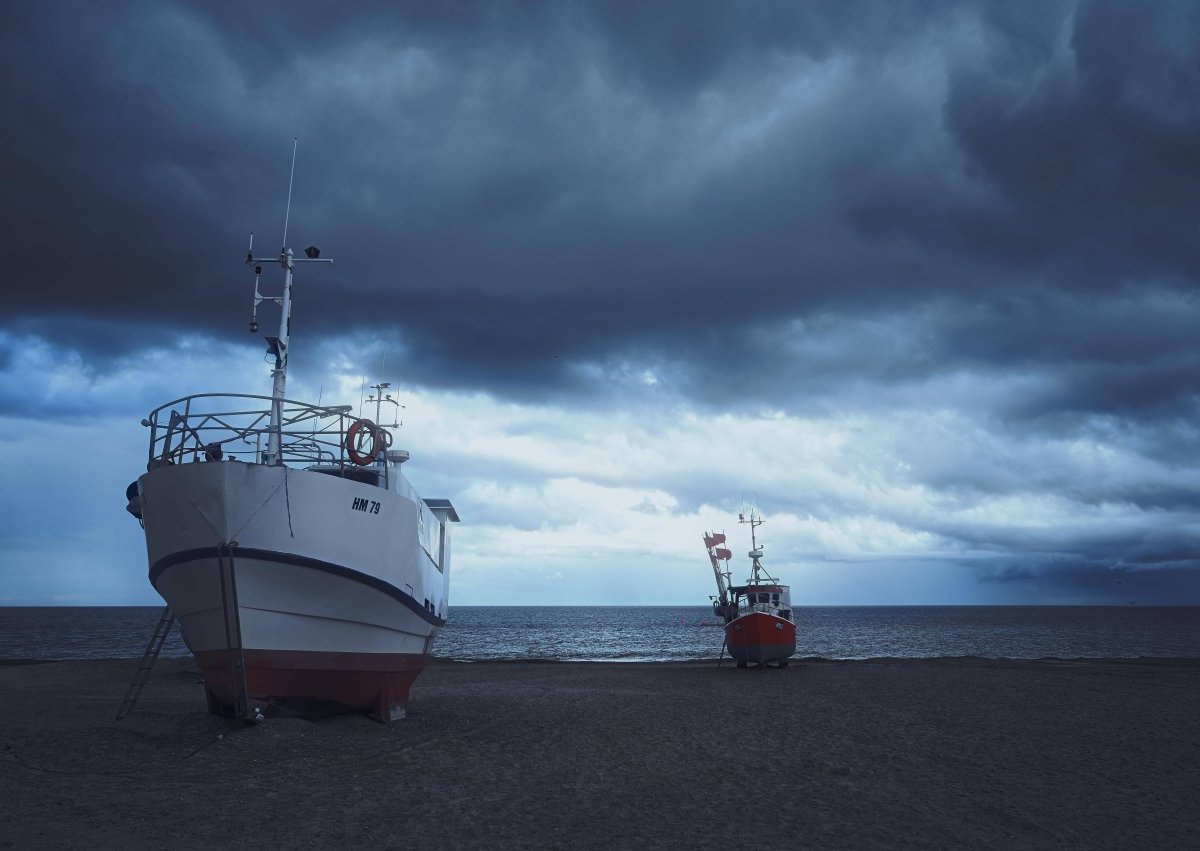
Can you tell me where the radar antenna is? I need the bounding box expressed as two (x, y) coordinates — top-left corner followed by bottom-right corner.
(738, 505), (777, 585)
(365, 382), (404, 430)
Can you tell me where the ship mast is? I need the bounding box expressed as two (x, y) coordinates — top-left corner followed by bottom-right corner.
(365, 382), (402, 430)
(739, 507), (769, 584)
(245, 138), (333, 465)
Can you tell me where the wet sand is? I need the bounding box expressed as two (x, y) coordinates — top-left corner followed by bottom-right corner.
(1, 656), (1197, 849)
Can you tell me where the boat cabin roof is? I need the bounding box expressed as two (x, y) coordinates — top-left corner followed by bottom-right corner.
(423, 498), (461, 522)
(731, 584), (787, 595)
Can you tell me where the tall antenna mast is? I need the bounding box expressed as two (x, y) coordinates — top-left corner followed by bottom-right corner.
(366, 382), (401, 430)
(739, 506), (769, 583)
(246, 138), (334, 465)
(281, 137), (298, 251)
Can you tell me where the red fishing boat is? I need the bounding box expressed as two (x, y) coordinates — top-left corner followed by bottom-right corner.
(704, 510), (795, 668)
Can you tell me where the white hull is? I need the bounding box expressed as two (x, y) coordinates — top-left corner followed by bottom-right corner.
(137, 459), (453, 719)
(153, 550), (438, 655)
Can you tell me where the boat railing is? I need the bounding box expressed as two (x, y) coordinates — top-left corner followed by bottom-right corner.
(143, 393), (369, 471)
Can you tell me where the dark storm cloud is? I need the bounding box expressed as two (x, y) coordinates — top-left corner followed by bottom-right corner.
(943, 2), (1200, 280)
(3, 0), (1200, 419)
(978, 558), (1200, 604)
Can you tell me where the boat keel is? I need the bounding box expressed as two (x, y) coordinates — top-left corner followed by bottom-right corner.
(195, 648), (429, 722)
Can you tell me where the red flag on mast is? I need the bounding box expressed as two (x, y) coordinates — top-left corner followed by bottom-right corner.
(714, 547), (732, 560)
(704, 533), (727, 548)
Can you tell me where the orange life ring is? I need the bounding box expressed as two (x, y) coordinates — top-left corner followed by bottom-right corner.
(345, 419), (382, 466)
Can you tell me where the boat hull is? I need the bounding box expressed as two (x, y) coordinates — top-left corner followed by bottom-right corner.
(137, 460), (449, 720)
(195, 648), (428, 720)
(725, 611), (796, 665)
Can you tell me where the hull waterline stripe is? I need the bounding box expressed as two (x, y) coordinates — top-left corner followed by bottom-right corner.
(150, 547), (446, 627)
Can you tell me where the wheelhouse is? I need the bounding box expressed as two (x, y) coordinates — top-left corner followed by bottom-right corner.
(731, 584), (792, 621)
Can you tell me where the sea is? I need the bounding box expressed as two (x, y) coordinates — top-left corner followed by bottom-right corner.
(1, 605), (1198, 662)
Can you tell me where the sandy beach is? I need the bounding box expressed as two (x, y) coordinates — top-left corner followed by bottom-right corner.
(1, 656), (1197, 849)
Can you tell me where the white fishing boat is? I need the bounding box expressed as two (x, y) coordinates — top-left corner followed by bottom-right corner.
(125, 145), (458, 721)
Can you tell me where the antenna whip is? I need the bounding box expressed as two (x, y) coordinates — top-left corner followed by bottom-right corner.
(281, 137), (298, 250)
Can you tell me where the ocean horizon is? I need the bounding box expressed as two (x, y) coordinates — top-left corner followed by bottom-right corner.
(2, 605), (1198, 663)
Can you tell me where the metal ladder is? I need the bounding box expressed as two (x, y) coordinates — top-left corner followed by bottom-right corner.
(115, 606), (175, 720)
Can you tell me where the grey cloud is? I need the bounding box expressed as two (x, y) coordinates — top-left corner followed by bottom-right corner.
(11, 0), (1176, 392)
(3, 0), (1200, 599)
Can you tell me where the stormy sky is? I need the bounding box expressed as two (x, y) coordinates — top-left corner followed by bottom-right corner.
(3, 0), (1199, 605)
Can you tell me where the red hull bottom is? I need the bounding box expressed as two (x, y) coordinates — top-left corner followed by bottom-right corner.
(726, 612), (796, 665)
(194, 649), (429, 722)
